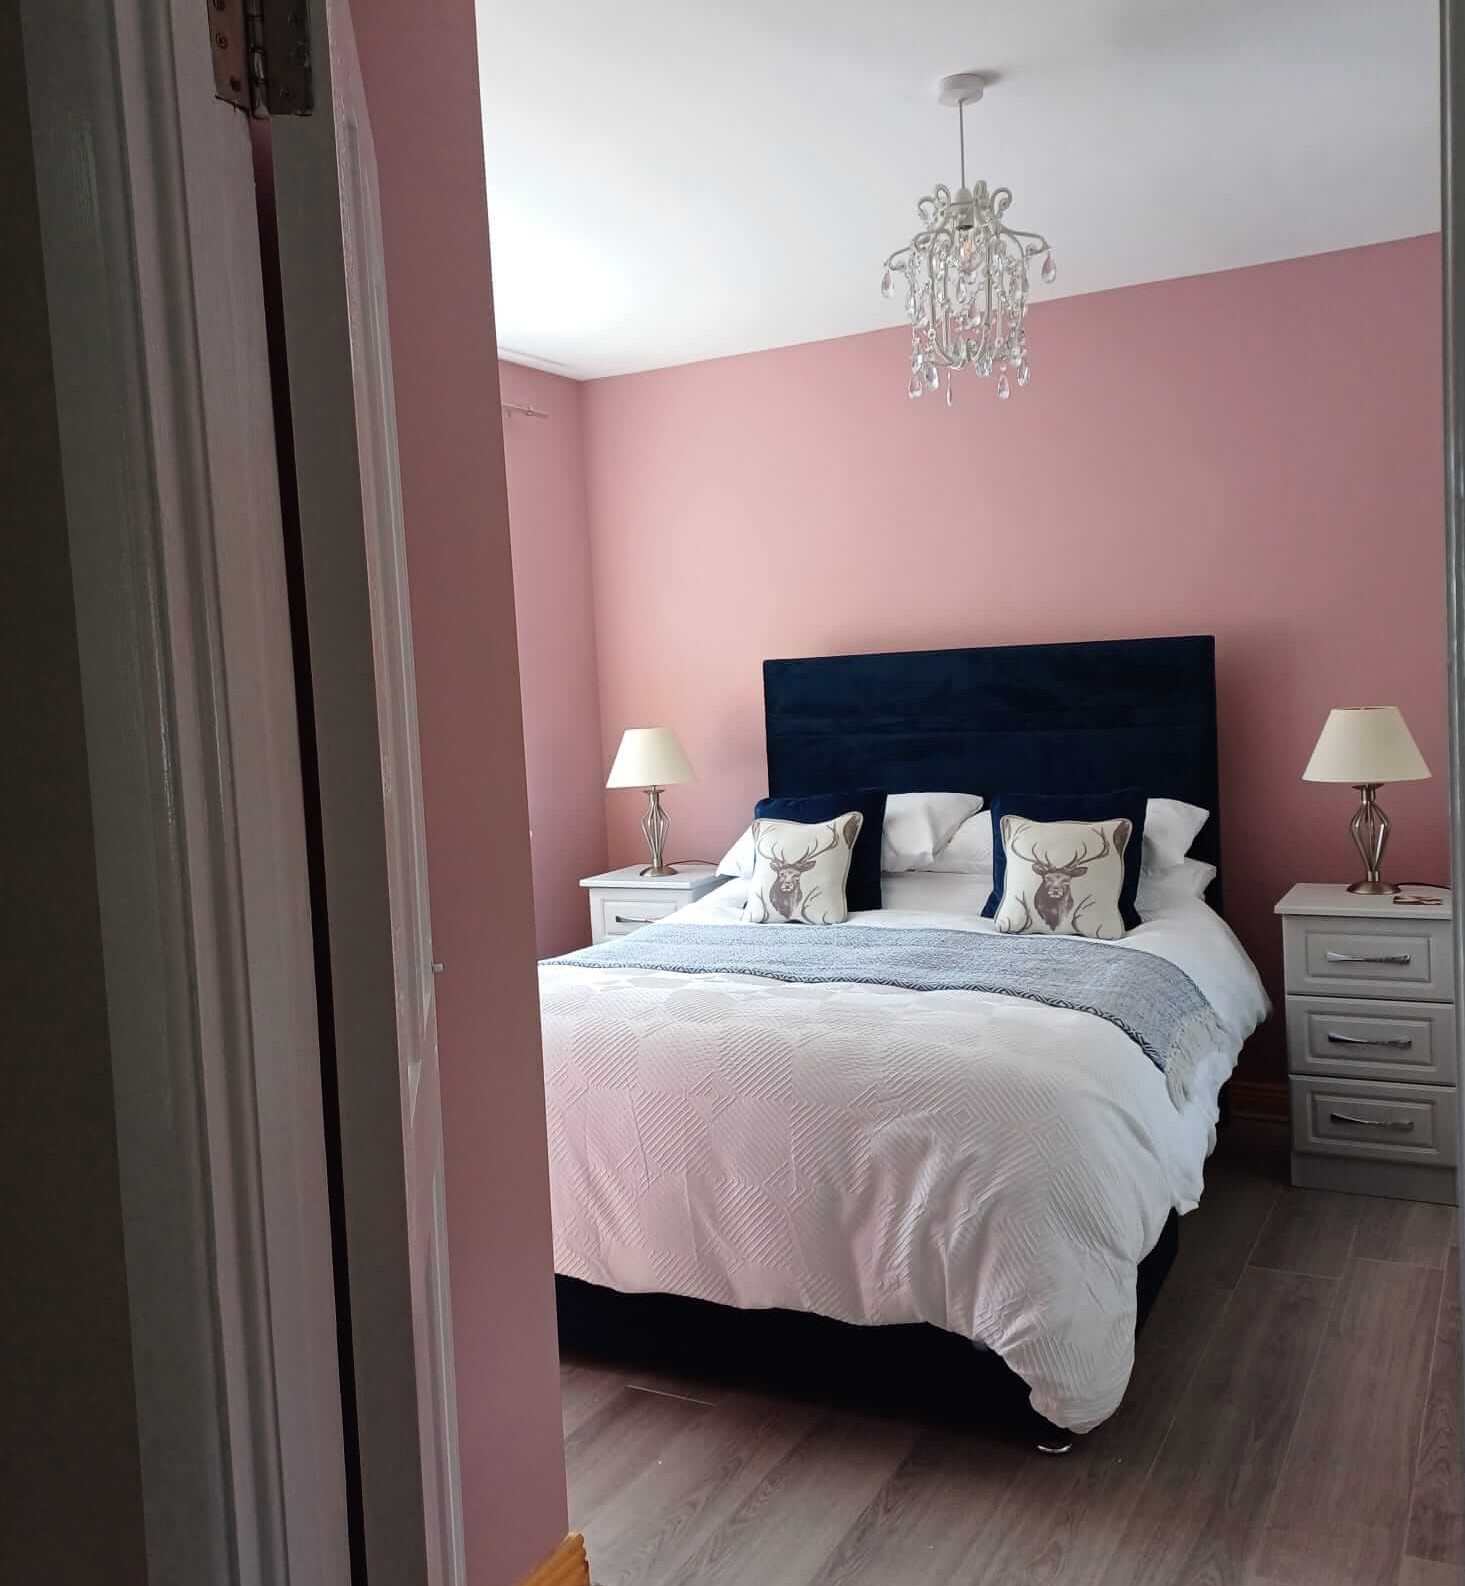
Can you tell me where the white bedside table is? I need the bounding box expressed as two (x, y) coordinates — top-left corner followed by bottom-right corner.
(1275, 883), (1457, 1204)
(581, 864), (726, 945)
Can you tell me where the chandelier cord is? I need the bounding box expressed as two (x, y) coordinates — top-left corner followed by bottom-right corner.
(958, 98), (967, 191)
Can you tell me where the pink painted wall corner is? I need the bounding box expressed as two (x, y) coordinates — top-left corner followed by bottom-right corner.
(500, 361), (609, 956)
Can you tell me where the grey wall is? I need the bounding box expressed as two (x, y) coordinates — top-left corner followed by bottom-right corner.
(0, 8), (149, 1580)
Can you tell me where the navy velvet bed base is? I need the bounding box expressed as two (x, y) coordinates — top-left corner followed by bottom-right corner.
(555, 1211), (1178, 1447)
(559, 637), (1220, 1445)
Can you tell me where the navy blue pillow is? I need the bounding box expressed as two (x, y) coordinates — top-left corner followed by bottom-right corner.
(982, 789), (1147, 930)
(754, 789), (886, 913)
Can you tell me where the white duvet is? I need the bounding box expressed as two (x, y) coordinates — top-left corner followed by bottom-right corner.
(538, 870), (1268, 1431)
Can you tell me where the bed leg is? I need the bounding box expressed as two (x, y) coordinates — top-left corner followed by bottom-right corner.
(1025, 1407), (1078, 1455)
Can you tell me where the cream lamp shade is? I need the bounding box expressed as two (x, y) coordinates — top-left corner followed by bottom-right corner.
(1302, 707), (1430, 785)
(606, 727), (695, 789)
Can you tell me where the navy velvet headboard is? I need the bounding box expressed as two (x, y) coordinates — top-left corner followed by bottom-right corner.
(763, 635), (1222, 913)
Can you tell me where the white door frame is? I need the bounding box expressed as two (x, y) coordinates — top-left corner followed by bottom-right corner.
(19, 3), (350, 1582)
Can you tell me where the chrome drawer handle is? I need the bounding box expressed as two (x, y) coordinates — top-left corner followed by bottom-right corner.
(1328, 1110), (1415, 1131)
(1325, 1032), (1414, 1050)
(1324, 951), (1412, 965)
(613, 913), (658, 925)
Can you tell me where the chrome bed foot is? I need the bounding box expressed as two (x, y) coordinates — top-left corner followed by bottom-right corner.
(1022, 1402), (1079, 1454)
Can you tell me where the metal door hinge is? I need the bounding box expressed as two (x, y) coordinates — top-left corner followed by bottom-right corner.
(208, 0), (314, 118)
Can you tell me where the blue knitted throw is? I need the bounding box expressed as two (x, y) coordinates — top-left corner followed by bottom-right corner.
(549, 924), (1225, 1105)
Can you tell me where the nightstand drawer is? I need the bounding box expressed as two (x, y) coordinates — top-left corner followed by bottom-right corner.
(1282, 914), (1453, 1001)
(582, 866), (726, 944)
(591, 893), (681, 939)
(1290, 1075), (1458, 1167)
(1285, 996), (1457, 1085)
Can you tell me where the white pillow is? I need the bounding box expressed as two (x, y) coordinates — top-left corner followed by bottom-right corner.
(1144, 798), (1209, 872)
(881, 792), (984, 872)
(929, 798), (1208, 876)
(921, 808), (994, 873)
(717, 824), (756, 879)
(731, 795), (1208, 879)
(742, 814), (863, 925)
(721, 792), (985, 880)
(994, 815), (1134, 939)
(1137, 857), (1217, 912)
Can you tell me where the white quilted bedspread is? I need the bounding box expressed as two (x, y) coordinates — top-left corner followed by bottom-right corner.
(539, 871), (1268, 1431)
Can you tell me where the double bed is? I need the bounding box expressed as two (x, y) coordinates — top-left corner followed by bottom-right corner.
(538, 636), (1268, 1444)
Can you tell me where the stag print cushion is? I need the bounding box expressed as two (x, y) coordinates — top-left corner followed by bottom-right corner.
(983, 789), (1147, 929)
(754, 790), (886, 911)
(743, 813), (865, 926)
(994, 816), (1135, 940)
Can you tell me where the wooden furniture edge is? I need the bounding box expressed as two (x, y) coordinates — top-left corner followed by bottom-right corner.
(1227, 1078), (1289, 1122)
(516, 1532), (589, 1586)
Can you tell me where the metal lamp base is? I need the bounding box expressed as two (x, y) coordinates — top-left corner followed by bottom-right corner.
(639, 787), (677, 876)
(1346, 783), (1395, 894)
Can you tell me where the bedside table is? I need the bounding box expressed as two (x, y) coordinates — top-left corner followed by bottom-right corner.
(1275, 883), (1457, 1205)
(580, 864), (726, 945)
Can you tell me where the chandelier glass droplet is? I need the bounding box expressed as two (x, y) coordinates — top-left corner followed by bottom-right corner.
(883, 77), (1054, 407)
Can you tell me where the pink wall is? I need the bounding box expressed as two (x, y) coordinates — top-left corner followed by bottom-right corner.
(582, 237), (1449, 1084)
(501, 363), (608, 955)
(350, 2), (569, 1580)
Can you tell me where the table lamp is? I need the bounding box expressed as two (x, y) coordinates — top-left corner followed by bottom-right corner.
(606, 727), (695, 876)
(1302, 706), (1431, 894)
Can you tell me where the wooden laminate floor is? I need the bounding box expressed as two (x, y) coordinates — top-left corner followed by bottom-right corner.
(560, 1122), (1464, 1586)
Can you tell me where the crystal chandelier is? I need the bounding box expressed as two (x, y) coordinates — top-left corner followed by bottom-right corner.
(882, 74), (1055, 405)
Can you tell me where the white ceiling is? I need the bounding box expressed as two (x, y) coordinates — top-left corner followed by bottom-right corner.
(475, 0), (1440, 380)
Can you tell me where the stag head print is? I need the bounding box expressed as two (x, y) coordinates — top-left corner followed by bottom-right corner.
(746, 813), (864, 925)
(997, 816), (1133, 939)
